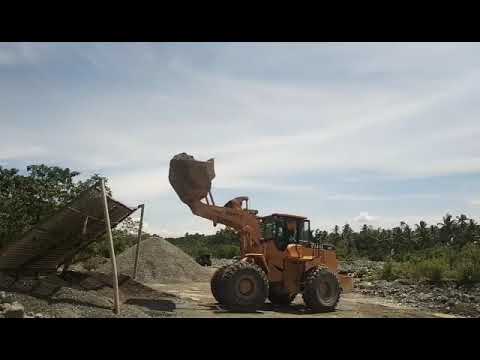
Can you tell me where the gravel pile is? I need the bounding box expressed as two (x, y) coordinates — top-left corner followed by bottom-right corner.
(0, 271), (181, 318)
(99, 237), (211, 284)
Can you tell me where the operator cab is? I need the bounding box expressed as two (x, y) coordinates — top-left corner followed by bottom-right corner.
(260, 213), (312, 251)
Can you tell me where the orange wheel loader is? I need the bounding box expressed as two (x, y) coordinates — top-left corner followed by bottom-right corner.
(168, 153), (353, 313)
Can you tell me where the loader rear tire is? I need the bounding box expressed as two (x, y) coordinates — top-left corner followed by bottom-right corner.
(302, 267), (340, 313)
(222, 261), (268, 312)
(211, 266), (228, 304)
(268, 283), (296, 306)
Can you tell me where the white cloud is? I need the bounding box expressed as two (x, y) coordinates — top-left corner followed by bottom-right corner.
(108, 168), (171, 205)
(354, 212), (379, 223)
(3, 43), (480, 233)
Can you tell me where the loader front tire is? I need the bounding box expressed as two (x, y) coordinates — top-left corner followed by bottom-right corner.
(302, 267), (341, 313)
(211, 266), (228, 304)
(222, 261), (268, 312)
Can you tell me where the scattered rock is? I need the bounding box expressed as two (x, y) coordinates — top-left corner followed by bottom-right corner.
(211, 258), (236, 268)
(3, 301), (25, 318)
(348, 260), (480, 317)
(0, 272), (16, 289)
(31, 274), (69, 297)
(12, 278), (38, 293)
(418, 293), (432, 301)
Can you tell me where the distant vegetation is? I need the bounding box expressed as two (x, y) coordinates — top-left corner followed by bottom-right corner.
(1, 164), (479, 283)
(166, 228), (240, 259)
(168, 214), (480, 283)
(312, 215), (480, 284)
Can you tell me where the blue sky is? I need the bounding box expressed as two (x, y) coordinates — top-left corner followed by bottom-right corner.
(1, 42), (480, 236)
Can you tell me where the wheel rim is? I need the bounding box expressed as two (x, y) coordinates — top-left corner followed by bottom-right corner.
(318, 281), (332, 299)
(316, 278), (336, 304)
(238, 277), (256, 296)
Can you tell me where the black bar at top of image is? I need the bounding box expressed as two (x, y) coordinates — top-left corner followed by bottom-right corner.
(1, 10), (480, 42)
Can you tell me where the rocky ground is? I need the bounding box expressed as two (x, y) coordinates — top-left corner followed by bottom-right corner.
(340, 260), (480, 318)
(3, 253), (478, 318)
(0, 291), (50, 318)
(0, 271), (180, 318)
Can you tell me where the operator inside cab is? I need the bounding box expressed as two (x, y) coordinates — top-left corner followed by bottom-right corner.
(286, 221), (297, 243)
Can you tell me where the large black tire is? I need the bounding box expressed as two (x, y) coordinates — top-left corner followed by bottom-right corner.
(268, 283), (296, 306)
(302, 267), (341, 313)
(211, 266), (228, 304)
(222, 261), (269, 312)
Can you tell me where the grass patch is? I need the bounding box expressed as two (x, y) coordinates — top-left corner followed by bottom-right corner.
(377, 244), (480, 284)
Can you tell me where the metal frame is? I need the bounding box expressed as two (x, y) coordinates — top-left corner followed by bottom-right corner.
(0, 181), (146, 315)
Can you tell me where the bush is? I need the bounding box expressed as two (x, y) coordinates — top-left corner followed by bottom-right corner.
(215, 244), (240, 259)
(414, 258), (447, 282)
(381, 261), (397, 281)
(455, 243), (480, 283)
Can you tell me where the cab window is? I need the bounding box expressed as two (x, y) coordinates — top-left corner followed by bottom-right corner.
(261, 221), (275, 239)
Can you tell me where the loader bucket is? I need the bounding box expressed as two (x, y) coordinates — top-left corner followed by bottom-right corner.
(169, 153), (216, 205)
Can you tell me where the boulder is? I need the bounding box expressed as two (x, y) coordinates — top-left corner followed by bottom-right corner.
(0, 290), (14, 304)
(3, 301), (25, 318)
(0, 272), (15, 289)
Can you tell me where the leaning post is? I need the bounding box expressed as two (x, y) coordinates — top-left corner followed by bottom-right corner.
(100, 179), (121, 314)
(133, 204), (145, 280)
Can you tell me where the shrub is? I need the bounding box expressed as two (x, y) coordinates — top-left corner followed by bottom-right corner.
(215, 244), (240, 259)
(381, 261), (398, 281)
(415, 258), (447, 282)
(455, 244), (480, 283)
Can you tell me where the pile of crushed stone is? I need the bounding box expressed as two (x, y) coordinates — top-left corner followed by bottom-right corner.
(99, 237), (211, 284)
(0, 270), (181, 318)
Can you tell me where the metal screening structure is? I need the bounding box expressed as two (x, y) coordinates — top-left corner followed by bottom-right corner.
(0, 184), (138, 274)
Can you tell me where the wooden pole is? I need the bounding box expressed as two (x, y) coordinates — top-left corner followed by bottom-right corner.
(100, 179), (120, 314)
(133, 204), (145, 280)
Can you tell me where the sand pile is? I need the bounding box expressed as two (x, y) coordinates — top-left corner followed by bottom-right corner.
(99, 237), (211, 284)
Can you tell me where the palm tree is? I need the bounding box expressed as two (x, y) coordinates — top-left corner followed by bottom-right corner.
(456, 214), (469, 229)
(438, 213), (456, 245)
(455, 214), (469, 247)
(415, 220), (430, 249)
(330, 225), (341, 246)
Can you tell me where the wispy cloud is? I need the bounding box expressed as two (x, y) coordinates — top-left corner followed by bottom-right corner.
(0, 145), (48, 160)
(2, 43), (480, 234)
(327, 193), (441, 201)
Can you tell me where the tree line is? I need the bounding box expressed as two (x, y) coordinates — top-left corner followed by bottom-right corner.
(311, 214), (480, 261)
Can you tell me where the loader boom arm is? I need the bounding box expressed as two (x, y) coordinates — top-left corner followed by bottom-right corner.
(168, 153), (262, 254)
(188, 199), (262, 253)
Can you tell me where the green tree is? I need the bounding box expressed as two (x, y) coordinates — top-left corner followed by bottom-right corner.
(0, 164), (110, 249)
(414, 220), (431, 249)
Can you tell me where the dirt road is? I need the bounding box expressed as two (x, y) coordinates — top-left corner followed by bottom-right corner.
(149, 270), (458, 318)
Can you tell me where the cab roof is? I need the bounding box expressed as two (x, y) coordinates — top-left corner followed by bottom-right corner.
(266, 213), (308, 220)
